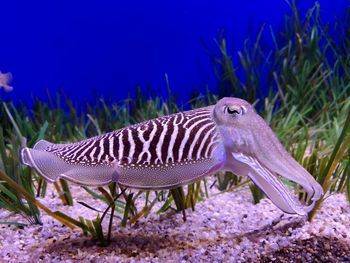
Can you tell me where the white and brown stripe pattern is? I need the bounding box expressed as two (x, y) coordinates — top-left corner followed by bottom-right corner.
(46, 107), (220, 168)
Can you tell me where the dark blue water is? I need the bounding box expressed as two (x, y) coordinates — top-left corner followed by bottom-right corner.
(0, 1), (346, 105)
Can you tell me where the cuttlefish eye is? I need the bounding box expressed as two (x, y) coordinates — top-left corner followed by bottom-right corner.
(224, 105), (243, 115)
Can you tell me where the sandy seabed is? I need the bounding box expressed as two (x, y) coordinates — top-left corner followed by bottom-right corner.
(0, 182), (349, 263)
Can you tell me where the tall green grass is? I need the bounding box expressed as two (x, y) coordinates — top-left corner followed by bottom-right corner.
(0, 0), (349, 245)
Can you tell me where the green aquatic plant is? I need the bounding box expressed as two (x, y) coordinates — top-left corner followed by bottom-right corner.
(308, 109), (350, 220)
(0, 103), (41, 224)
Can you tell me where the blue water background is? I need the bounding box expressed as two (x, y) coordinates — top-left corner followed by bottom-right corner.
(0, 1), (346, 106)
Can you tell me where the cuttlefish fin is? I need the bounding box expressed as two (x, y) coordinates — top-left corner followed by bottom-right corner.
(20, 144), (119, 186)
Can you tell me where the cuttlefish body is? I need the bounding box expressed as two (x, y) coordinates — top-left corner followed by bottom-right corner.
(21, 97), (323, 215)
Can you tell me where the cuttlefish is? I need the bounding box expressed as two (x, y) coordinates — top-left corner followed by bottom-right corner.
(0, 71), (13, 92)
(21, 97), (323, 215)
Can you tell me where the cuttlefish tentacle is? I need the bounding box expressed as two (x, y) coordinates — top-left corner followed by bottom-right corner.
(21, 97), (323, 215)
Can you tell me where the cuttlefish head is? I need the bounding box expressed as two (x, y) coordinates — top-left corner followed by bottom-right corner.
(213, 97), (323, 215)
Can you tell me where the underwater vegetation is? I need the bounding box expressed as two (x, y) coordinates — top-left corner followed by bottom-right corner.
(0, 1), (350, 247)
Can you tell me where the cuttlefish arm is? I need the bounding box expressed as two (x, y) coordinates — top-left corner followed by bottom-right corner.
(21, 97), (323, 216)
